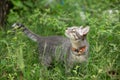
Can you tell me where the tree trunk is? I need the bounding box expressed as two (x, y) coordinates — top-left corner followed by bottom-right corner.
(0, 0), (12, 27)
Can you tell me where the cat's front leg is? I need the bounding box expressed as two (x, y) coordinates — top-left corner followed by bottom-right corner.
(40, 56), (53, 68)
(65, 60), (74, 75)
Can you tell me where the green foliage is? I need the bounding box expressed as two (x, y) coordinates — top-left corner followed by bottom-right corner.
(0, 0), (120, 80)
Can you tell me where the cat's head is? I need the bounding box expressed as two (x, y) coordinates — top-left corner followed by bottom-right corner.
(65, 26), (89, 41)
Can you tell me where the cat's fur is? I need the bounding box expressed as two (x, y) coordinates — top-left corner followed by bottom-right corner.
(12, 23), (90, 72)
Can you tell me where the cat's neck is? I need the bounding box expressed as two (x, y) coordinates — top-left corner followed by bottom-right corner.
(70, 39), (87, 49)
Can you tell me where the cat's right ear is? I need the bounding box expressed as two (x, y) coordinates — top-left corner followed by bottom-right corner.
(82, 26), (90, 35)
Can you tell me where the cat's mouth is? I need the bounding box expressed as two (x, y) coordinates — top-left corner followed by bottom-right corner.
(65, 30), (70, 35)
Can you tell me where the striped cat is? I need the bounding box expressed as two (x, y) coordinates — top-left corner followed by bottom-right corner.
(12, 23), (90, 73)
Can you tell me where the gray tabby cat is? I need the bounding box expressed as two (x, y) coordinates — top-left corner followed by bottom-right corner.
(12, 23), (90, 72)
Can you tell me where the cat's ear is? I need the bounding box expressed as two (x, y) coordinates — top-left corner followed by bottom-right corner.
(82, 26), (90, 35)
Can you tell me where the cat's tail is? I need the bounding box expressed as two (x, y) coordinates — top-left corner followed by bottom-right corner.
(12, 23), (40, 42)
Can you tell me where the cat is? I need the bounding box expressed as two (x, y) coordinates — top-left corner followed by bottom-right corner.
(12, 23), (90, 73)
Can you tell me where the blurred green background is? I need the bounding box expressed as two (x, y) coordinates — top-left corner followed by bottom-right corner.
(0, 0), (120, 80)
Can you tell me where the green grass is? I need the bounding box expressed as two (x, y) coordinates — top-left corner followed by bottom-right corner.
(0, 0), (120, 80)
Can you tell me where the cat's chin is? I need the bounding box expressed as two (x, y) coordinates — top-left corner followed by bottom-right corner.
(65, 30), (69, 34)
(65, 30), (70, 37)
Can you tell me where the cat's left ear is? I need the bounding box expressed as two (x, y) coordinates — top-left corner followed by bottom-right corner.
(82, 26), (90, 35)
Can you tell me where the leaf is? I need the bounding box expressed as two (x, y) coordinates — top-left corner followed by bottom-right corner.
(11, 0), (24, 8)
